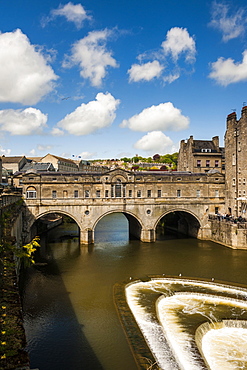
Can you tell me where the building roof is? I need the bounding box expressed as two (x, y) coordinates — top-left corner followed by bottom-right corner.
(2, 156), (27, 163)
(21, 162), (55, 172)
(41, 153), (78, 165)
(193, 140), (217, 151)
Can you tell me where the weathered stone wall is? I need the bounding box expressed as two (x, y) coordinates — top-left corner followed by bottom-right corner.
(210, 219), (247, 249)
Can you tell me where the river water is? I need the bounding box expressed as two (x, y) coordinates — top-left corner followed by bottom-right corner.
(22, 213), (247, 370)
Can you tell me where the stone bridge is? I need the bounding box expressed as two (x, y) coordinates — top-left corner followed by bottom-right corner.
(18, 168), (226, 244)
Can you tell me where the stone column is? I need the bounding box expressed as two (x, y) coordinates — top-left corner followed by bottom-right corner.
(140, 228), (156, 242)
(80, 228), (94, 245)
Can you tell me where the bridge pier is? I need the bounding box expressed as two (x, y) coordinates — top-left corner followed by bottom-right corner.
(80, 228), (93, 245)
(140, 229), (156, 243)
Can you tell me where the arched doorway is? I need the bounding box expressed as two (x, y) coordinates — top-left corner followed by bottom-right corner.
(156, 211), (201, 239)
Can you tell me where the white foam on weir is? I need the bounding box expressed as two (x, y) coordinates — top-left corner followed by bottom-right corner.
(157, 293), (247, 370)
(125, 279), (247, 370)
(201, 326), (247, 369)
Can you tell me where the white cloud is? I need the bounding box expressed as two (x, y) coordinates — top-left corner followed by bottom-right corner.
(51, 127), (64, 136)
(128, 61), (164, 82)
(134, 131), (174, 153)
(209, 2), (246, 42)
(120, 102), (189, 132)
(0, 146), (11, 156)
(51, 2), (92, 28)
(0, 108), (48, 135)
(78, 151), (96, 159)
(0, 29), (58, 105)
(209, 50), (247, 85)
(57, 92), (120, 135)
(63, 29), (118, 87)
(161, 27), (196, 62)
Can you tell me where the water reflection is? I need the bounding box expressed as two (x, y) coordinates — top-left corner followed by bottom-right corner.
(22, 213), (247, 370)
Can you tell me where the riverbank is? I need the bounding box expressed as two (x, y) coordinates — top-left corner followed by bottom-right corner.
(0, 249), (30, 370)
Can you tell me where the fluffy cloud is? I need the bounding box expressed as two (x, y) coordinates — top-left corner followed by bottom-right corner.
(57, 92), (120, 135)
(0, 29), (58, 105)
(51, 127), (64, 136)
(161, 27), (196, 62)
(51, 2), (92, 28)
(63, 30), (118, 87)
(134, 131), (174, 153)
(0, 108), (47, 135)
(209, 2), (246, 42)
(78, 151), (96, 159)
(0, 146), (11, 156)
(128, 61), (164, 82)
(209, 50), (247, 85)
(120, 102), (189, 132)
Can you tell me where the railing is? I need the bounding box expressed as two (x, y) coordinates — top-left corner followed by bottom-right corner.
(208, 214), (247, 229)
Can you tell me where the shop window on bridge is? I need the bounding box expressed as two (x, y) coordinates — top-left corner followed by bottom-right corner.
(52, 190), (57, 199)
(26, 187), (37, 199)
(74, 190), (79, 198)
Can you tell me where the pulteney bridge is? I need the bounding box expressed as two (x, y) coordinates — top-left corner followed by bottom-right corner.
(18, 168), (225, 244)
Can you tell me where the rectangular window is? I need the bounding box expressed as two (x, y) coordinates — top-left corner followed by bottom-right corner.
(215, 160), (219, 167)
(215, 207), (219, 214)
(196, 190), (200, 197)
(147, 189), (151, 197)
(157, 189), (162, 198)
(74, 190), (78, 198)
(215, 190), (219, 197)
(232, 178), (236, 186)
(128, 189), (132, 197)
(52, 190), (57, 199)
(137, 190), (141, 198)
(177, 189), (181, 197)
(197, 160), (201, 167)
(206, 160), (210, 167)
(243, 179), (246, 186)
(105, 189), (109, 198)
(96, 190), (100, 198)
(232, 153), (236, 165)
(26, 191), (36, 199)
(85, 190), (90, 198)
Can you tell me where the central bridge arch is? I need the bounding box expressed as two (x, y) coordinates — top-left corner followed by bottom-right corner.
(93, 210), (144, 241)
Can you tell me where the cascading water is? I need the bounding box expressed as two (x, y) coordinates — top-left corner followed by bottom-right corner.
(123, 278), (247, 369)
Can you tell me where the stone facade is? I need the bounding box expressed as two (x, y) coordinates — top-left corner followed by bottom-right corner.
(177, 135), (224, 173)
(224, 106), (247, 217)
(20, 169), (225, 244)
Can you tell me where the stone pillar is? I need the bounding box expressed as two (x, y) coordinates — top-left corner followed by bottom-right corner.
(80, 228), (93, 245)
(140, 229), (156, 242)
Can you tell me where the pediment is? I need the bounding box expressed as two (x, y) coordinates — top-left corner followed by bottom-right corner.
(105, 168), (131, 182)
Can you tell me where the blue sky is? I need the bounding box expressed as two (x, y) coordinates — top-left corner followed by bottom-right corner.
(0, 0), (247, 160)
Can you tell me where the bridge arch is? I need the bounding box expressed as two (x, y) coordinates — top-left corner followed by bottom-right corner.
(155, 208), (202, 238)
(93, 209), (144, 241)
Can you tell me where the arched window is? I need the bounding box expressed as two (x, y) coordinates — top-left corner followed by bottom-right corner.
(26, 186), (37, 199)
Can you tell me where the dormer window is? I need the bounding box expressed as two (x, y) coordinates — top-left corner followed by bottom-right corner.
(201, 149), (211, 153)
